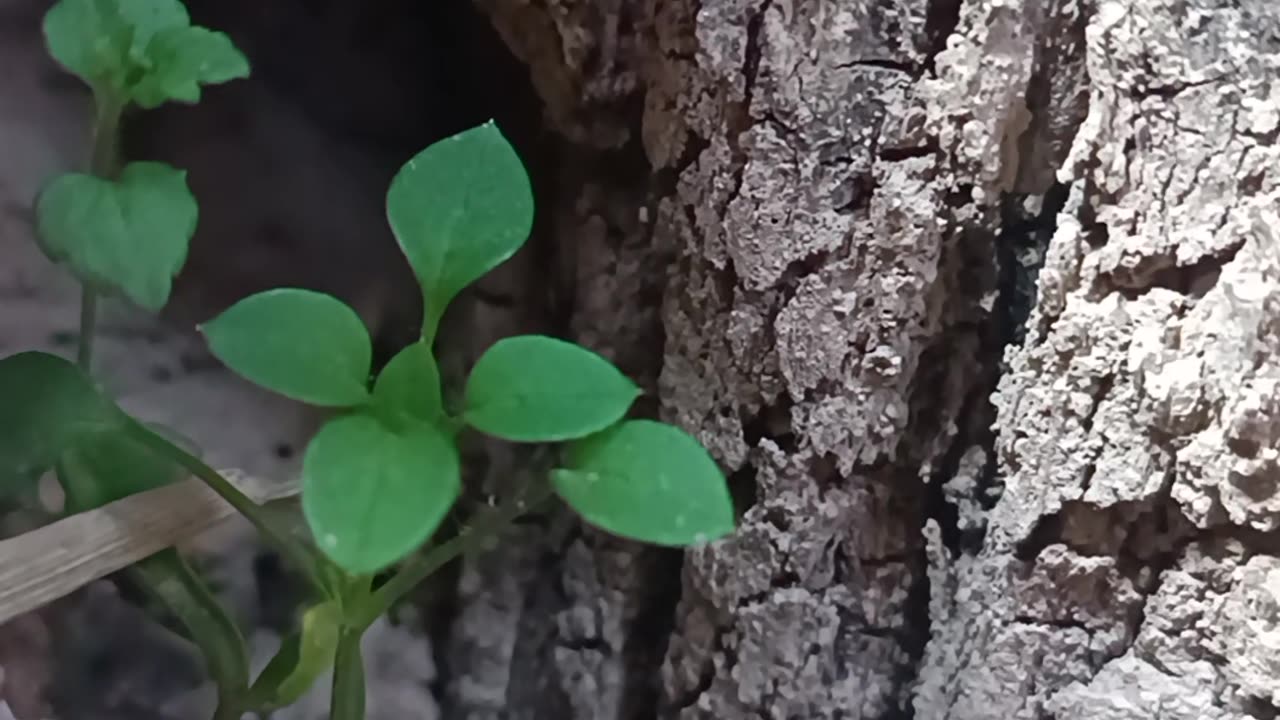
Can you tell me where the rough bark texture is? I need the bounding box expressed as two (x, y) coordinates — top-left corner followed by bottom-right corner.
(918, 2), (1280, 718)
(459, 0), (1280, 718)
(3, 0), (1278, 717)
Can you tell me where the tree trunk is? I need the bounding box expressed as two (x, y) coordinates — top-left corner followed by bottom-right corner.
(448, 0), (1280, 718)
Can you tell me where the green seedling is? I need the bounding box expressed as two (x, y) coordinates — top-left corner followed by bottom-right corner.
(0, 1), (737, 718)
(11, 2), (254, 717)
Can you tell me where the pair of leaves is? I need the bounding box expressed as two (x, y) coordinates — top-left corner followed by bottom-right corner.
(36, 162), (197, 311)
(203, 298), (643, 573)
(204, 291), (647, 572)
(461, 337), (735, 548)
(199, 291), (643, 440)
(461, 339), (732, 548)
(201, 290), (455, 575)
(43, 0), (248, 108)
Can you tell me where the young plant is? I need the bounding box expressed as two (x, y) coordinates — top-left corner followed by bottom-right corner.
(0, 1), (737, 718)
(15, 1), (257, 717)
(200, 122), (738, 714)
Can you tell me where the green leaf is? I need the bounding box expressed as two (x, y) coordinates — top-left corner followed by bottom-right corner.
(552, 420), (735, 547)
(43, 0), (189, 90)
(201, 289), (373, 407)
(0, 352), (122, 482)
(372, 340), (443, 427)
(463, 335), (639, 442)
(43, 0), (247, 105)
(43, 0), (128, 90)
(386, 122), (534, 337)
(302, 414), (461, 574)
(130, 26), (249, 108)
(247, 601), (342, 711)
(113, 0), (190, 43)
(58, 428), (182, 513)
(35, 161), (197, 311)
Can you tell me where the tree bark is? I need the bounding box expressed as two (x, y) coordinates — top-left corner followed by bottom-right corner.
(451, 0), (1280, 718)
(918, 3), (1280, 719)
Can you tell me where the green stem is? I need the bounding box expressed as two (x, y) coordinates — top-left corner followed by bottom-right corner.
(76, 80), (254, 720)
(212, 700), (240, 720)
(330, 631), (366, 720)
(353, 479), (554, 629)
(131, 550), (250, 718)
(77, 289), (97, 370)
(58, 456), (252, 720)
(126, 422), (328, 596)
(90, 93), (122, 178)
(76, 93), (122, 372)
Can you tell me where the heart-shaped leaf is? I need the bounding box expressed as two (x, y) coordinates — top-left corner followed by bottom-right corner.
(463, 335), (639, 442)
(201, 289), (373, 407)
(130, 26), (249, 108)
(35, 161), (197, 311)
(0, 352), (122, 483)
(43, 0), (190, 90)
(372, 340), (443, 427)
(43, 0), (248, 106)
(386, 122), (534, 339)
(302, 414), (461, 574)
(552, 420), (735, 547)
(112, 0), (190, 38)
